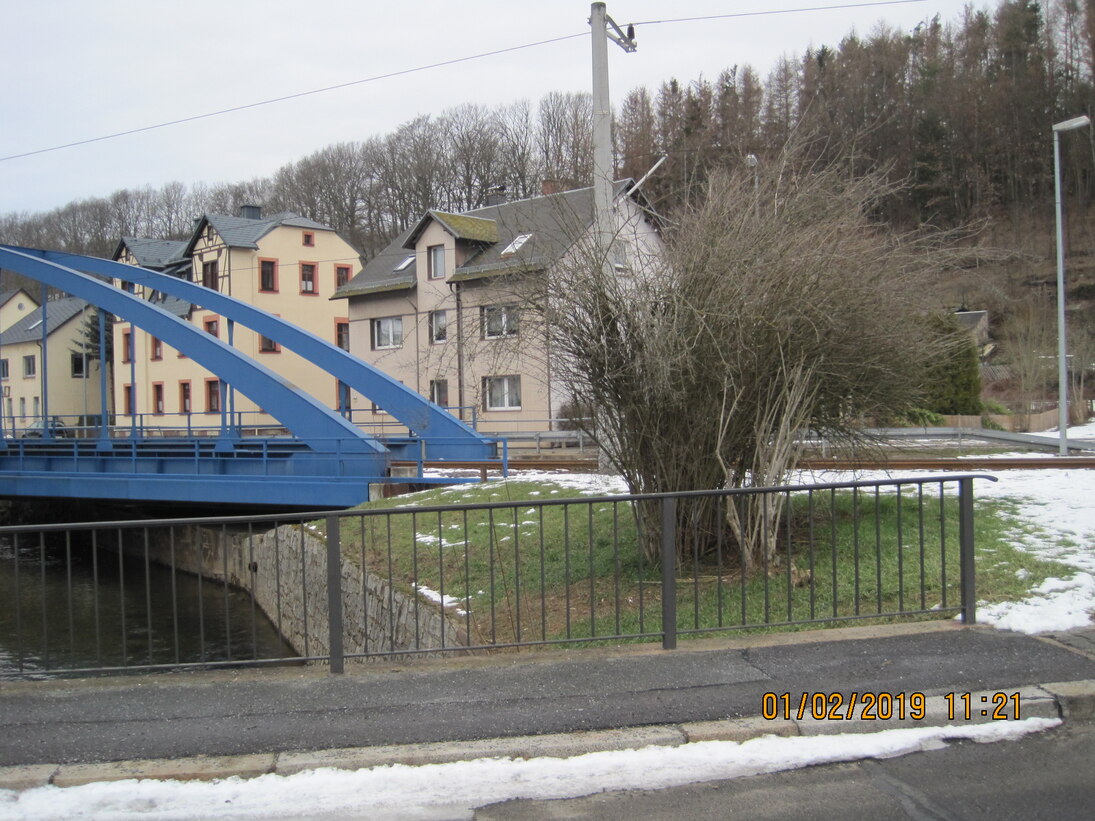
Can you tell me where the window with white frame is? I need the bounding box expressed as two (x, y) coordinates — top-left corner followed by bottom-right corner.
(484, 375), (521, 411)
(481, 304), (519, 339)
(500, 233), (532, 258)
(610, 239), (631, 273)
(427, 244), (445, 279)
(371, 316), (403, 350)
(429, 379), (449, 407)
(22, 355), (35, 378)
(429, 310), (448, 343)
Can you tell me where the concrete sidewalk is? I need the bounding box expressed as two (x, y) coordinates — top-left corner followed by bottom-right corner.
(2, 621), (1094, 791)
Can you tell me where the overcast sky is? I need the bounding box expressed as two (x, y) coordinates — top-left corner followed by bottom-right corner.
(1, 0), (980, 217)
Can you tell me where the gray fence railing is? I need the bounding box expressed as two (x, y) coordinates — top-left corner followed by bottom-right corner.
(0, 474), (993, 679)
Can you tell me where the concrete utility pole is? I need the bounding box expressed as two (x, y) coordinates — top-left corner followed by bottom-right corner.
(1052, 114), (1090, 456)
(590, 3), (636, 266)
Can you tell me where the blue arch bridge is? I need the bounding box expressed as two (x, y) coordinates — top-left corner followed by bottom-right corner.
(0, 245), (502, 510)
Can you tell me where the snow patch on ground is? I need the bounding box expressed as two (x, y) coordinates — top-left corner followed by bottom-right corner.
(0, 719), (1060, 820)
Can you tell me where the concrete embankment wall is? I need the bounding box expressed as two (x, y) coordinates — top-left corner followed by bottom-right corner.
(133, 522), (467, 660)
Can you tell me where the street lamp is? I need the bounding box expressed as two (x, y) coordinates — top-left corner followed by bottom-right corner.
(1053, 114), (1090, 456)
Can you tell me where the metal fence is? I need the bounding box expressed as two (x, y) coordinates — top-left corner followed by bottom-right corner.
(0, 474), (991, 678)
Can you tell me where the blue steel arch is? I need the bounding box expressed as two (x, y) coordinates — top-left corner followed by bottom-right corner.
(3, 246), (489, 457)
(0, 246), (385, 461)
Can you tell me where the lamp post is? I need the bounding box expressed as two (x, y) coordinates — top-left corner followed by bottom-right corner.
(1053, 114), (1090, 456)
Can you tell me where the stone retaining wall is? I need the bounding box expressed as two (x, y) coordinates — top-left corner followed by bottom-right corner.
(134, 522), (468, 661)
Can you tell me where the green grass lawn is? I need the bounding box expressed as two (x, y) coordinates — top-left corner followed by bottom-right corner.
(326, 477), (1076, 649)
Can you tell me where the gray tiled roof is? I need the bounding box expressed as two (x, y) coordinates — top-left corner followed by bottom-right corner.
(0, 297), (90, 345)
(113, 237), (189, 270)
(336, 181), (634, 299)
(185, 211), (333, 256)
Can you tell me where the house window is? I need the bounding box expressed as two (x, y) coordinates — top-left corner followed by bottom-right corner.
(204, 318), (219, 338)
(152, 383), (165, 415)
(484, 375), (521, 411)
(336, 265), (351, 288)
(300, 263), (317, 294)
(71, 353), (87, 378)
(260, 259), (278, 292)
(121, 330), (133, 363)
(337, 380), (351, 413)
(179, 382), (192, 414)
(394, 255), (415, 272)
(611, 240), (631, 273)
(429, 310), (448, 343)
(371, 316), (403, 350)
(302, 231), (315, 247)
(259, 334), (279, 353)
(22, 355), (36, 378)
(150, 337), (163, 360)
(481, 305), (519, 339)
(201, 260), (219, 290)
(427, 244), (445, 279)
(430, 379), (449, 407)
(205, 379), (221, 413)
(123, 385), (135, 415)
(0, 358), (7, 379)
(336, 321), (350, 351)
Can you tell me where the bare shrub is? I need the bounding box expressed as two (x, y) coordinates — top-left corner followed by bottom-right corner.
(541, 147), (958, 570)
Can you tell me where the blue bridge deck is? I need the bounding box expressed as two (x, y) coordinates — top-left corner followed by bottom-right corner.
(0, 434), (505, 508)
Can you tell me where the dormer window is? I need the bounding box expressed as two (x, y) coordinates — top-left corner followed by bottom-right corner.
(500, 233), (532, 258)
(393, 255), (415, 272)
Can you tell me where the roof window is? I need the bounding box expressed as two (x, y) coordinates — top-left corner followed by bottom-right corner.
(393, 255), (415, 272)
(500, 233), (532, 258)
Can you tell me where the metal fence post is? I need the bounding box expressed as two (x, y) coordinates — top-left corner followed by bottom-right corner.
(958, 478), (977, 625)
(326, 515), (345, 673)
(661, 496), (677, 650)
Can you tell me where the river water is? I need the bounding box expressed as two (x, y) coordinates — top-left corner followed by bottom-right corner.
(0, 531), (295, 678)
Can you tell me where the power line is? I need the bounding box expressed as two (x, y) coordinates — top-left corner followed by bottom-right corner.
(629, 0), (926, 28)
(0, 33), (586, 164)
(0, 1), (925, 165)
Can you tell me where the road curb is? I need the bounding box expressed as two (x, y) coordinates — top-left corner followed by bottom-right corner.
(3, 680), (1092, 793)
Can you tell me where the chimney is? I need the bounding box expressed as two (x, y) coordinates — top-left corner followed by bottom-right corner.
(484, 185), (507, 206)
(239, 204), (262, 220)
(541, 178), (570, 196)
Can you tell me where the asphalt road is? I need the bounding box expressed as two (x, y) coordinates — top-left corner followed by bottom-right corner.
(1, 624), (1094, 768)
(474, 719), (1095, 820)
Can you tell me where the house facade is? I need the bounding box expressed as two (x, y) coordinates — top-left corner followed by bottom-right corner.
(112, 207), (360, 431)
(0, 296), (104, 435)
(334, 181), (662, 434)
(0, 288), (39, 333)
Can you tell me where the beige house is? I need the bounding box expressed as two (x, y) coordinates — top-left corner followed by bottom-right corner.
(0, 296), (103, 436)
(113, 208), (360, 431)
(334, 181), (662, 434)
